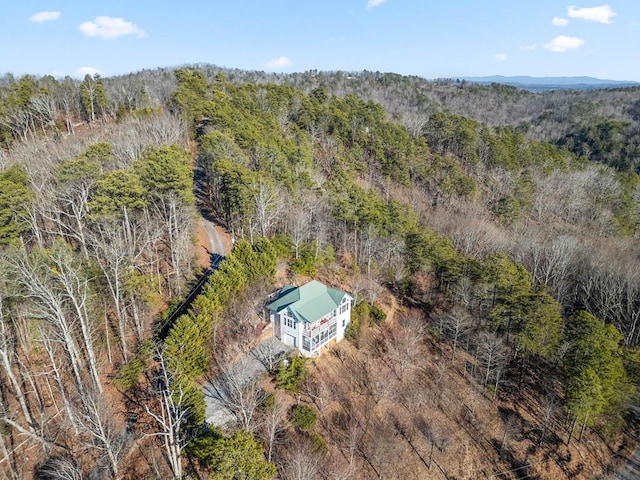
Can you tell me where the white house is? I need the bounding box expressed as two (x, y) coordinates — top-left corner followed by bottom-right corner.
(266, 280), (353, 357)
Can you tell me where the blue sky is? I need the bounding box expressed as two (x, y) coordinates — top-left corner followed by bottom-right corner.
(2, 1), (639, 80)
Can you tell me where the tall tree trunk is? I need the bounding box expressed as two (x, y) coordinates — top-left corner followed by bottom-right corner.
(0, 306), (35, 431)
(41, 333), (80, 434)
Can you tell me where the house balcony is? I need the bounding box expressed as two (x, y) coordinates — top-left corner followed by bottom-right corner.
(303, 316), (337, 337)
(302, 317), (338, 353)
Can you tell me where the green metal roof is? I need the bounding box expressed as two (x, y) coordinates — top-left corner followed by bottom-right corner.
(266, 280), (348, 324)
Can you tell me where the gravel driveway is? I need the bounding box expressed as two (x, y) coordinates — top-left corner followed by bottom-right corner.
(203, 336), (291, 427)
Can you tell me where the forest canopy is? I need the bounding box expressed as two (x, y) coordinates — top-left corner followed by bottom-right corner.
(0, 66), (639, 479)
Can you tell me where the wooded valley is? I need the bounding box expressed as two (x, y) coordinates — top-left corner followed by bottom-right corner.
(0, 66), (640, 479)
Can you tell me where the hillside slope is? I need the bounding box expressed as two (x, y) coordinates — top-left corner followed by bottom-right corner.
(0, 66), (639, 479)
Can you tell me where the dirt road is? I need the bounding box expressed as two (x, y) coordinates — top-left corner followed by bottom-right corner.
(201, 218), (226, 257)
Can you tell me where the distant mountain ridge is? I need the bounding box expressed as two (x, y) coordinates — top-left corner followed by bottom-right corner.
(461, 75), (640, 91)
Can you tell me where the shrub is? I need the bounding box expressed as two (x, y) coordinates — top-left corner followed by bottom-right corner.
(289, 244), (319, 276)
(289, 404), (317, 430)
(276, 355), (308, 393)
(114, 357), (145, 391)
(345, 301), (387, 341)
(113, 340), (154, 390)
(368, 303), (386, 325)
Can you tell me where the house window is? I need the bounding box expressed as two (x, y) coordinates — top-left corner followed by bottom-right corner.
(340, 302), (349, 314)
(284, 316), (295, 329)
(303, 336), (310, 351)
(342, 318), (346, 328)
(329, 324), (337, 338)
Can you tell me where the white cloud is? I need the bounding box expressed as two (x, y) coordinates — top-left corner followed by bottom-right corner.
(568, 5), (616, 24)
(544, 35), (585, 52)
(519, 43), (537, 51)
(494, 53), (507, 62)
(265, 56), (292, 70)
(78, 16), (146, 39)
(552, 16), (569, 26)
(73, 66), (104, 78)
(28, 11), (60, 23)
(366, 0), (387, 10)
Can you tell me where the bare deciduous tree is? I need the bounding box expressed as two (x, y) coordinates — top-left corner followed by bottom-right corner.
(498, 412), (520, 455)
(442, 307), (474, 360)
(278, 436), (325, 480)
(258, 391), (287, 462)
(46, 245), (103, 394)
(206, 353), (268, 431)
(77, 392), (126, 479)
(143, 351), (192, 480)
(250, 178), (282, 240)
(538, 393), (558, 446)
(0, 293), (35, 431)
(10, 247), (90, 395)
(34, 455), (83, 480)
(477, 332), (507, 391)
(251, 337), (287, 374)
(385, 313), (426, 380)
(89, 223), (137, 362)
(288, 203), (311, 260)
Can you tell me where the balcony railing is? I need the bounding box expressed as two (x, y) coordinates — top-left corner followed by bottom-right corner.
(302, 317), (339, 353)
(303, 316), (337, 337)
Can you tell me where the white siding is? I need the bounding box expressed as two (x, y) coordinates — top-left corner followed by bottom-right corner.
(271, 293), (353, 357)
(278, 309), (301, 347)
(271, 312), (281, 338)
(335, 295), (353, 342)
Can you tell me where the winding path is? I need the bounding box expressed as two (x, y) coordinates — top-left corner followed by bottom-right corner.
(201, 218), (226, 257)
(199, 217), (228, 269)
(193, 146), (229, 262)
